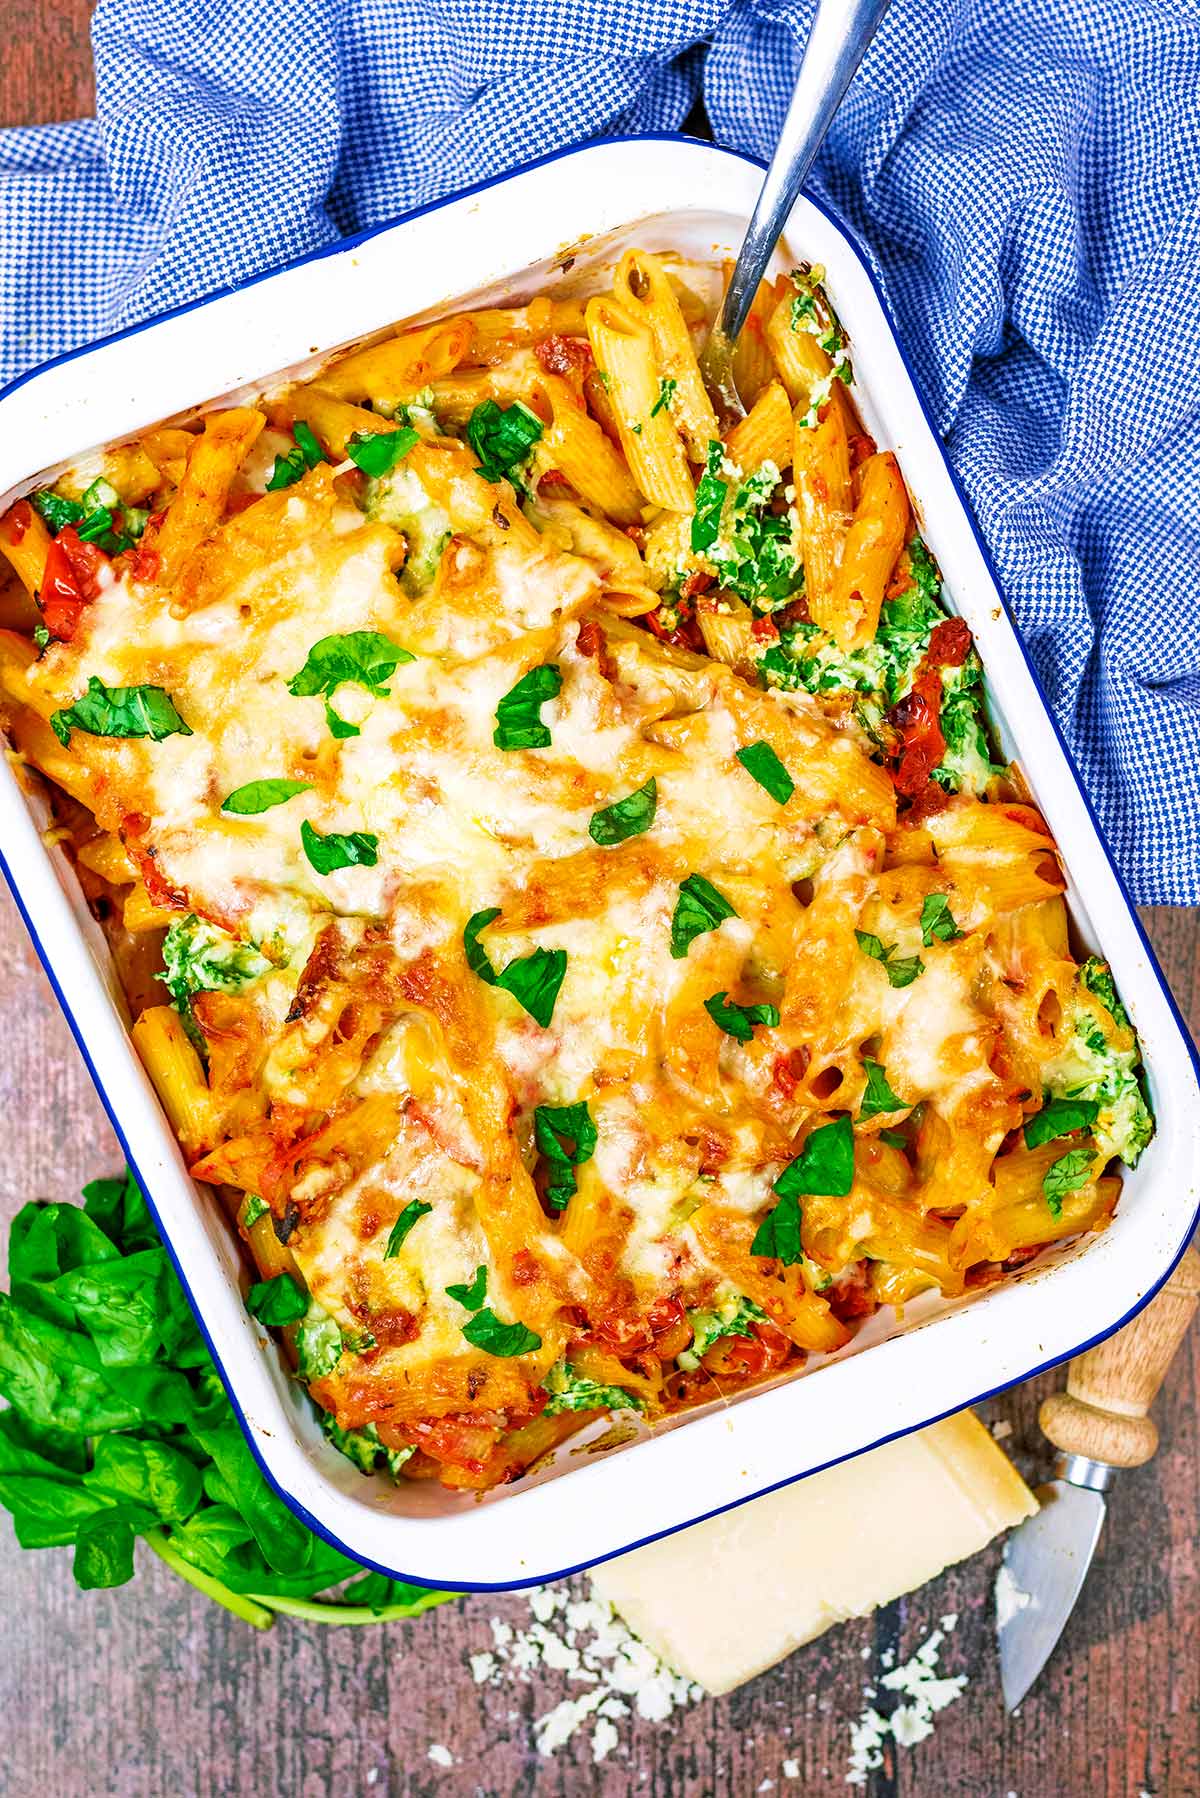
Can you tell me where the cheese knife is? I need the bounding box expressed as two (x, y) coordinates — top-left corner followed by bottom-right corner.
(998, 1241), (1200, 1710)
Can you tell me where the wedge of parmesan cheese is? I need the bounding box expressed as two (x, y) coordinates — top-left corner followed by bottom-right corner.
(591, 1410), (1035, 1695)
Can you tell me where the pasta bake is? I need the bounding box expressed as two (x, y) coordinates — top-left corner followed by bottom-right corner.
(0, 251), (1154, 1493)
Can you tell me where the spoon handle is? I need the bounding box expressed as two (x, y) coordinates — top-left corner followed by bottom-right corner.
(718, 0), (891, 344)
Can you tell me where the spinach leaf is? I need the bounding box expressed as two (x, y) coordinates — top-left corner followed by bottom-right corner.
(691, 440), (727, 554)
(589, 778), (657, 846)
(542, 1361), (643, 1414)
(735, 741), (794, 805)
(51, 677), (192, 747)
(73, 1513), (138, 1589)
(461, 1310), (542, 1358)
(670, 874), (738, 960)
(467, 400), (543, 484)
(221, 779), (312, 816)
(493, 664), (561, 751)
(533, 1102), (597, 1211)
(300, 820), (379, 875)
(245, 1273), (309, 1327)
(703, 992), (780, 1042)
(295, 1304), (347, 1382)
(83, 1436), (202, 1524)
(383, 1201), (432, 1259)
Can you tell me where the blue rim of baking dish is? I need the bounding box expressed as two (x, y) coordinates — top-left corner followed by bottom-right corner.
(0, 133), (1197, 1594)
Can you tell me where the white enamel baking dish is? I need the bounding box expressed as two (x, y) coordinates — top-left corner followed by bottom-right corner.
(1, 138), (1197, 1591)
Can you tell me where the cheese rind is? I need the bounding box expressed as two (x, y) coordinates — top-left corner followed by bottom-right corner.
(591, 1410), (1035, 1696)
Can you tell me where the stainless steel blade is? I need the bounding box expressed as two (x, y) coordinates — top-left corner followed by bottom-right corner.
(997, 1476), (1107, 1711)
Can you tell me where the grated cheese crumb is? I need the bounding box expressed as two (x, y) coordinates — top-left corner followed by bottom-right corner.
(427, 1745), (453, 1768)
(469, 1651), (496, 1685)
(783, 1760), (800, 1780)
(845, 1625), (968, 1784)
(995, 1564), (1034, 1630)
(592, 1717), (620, 1763)
(991, 1418), (1013, 1441)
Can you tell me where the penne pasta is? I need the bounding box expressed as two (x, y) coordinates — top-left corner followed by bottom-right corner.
(585, 293), (694, 513)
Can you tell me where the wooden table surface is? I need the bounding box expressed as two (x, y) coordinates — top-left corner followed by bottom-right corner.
(2, 19), (1198, 1796)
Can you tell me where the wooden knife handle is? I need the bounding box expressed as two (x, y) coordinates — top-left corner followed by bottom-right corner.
(1039, 1243), (1200, 1468)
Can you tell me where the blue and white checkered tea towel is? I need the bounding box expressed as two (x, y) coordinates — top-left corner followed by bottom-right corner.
(1, 0), (1197, 902)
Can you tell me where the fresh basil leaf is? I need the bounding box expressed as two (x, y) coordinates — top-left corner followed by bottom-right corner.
(650, 377), (677, 419)
(293, 421), (325, 467)
(920, 893), (962, 947)
(703, 992), (780, 1043)
(859, 1058), (904, 1120)
(1043, 1147), (1095, 1217)
(245, 1273), (309, 1327)
(493, 664), (561, 751)
(498, 947), (567, 1027)
(750, 1188), (803, 1264)
(691, 439), (727, 554)
(446, 1264), (488, 1311)
(1025, 1097), (1100, 1150)
(51, 676), (192, 747)
(32, 490), (85, 534)
(288, 631), (414, 703)
(880, 1128), (908, 1149)
(241, 1194), (269, 1228)
(346, 426), (419, 477)
(269, 420), (328, 487)
(774, 1114), (855, 1200)
(221, 778), (312, 816)
(384, 1200), (432, 1258)
(589, 778), (657, 846)
(670, 874), (738, 960)
(534, 1102), (597, 1211)
(300, 820), (379, 875)
(325, 701), (360, 739)
(854, 929), (924, 989)
(735, 741), (794, 805)
(461, 1309), (542, 1357)
(464, 908), (502, 983)
(467, 400), (543, 485)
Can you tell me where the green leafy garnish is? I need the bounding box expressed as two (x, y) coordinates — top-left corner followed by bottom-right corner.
(589, 778), (657, 846)
(650, 377), (677, 419)
(51, 677), (192, 748)
(750, 1188), (803, 1264)
(735, 741), (794, 805)
(774, 1115), (855, 1201)
(240, 1195), (269, 1229)
(244, 1274), (309, 1328)
(703, 992), (780, 1042)
(266, 421), (326, 490)
(859, 1058), (904, 1120)
(691, 440), (728, 554)
(1043, 1148), (1095, 1218)
(159, 916), (271, 1053)
(460, 1310), (542, 1358)
(670, 874), (738, 960)
(0, 1169), (459, 1623)
(221, 779), (312, 816)
(287, 631), (414, 732)
(461, 909), (567, 1027)
(542, 1362), (643, 1414)
(467, 400), (543, 485)
(493, 664), (561, 751)
(920, 893), (962, 947)
(383, 1201), (432, 1258)
(320, 1414), (414, 1481)
(300, 820), (379, 875)
(880, 1129), (908, 1149)
(295, 1303), (359, 1382)
(855, 929), (924, 989)
(710, 464), (802, 607)
(346, 427), (419, 478)
(33, 481), (146, 555)
(1024, 1096), (1100, 1150)
(445, 1265), (488, 1311)
(1080, 956), (1131, 1033)
(32, 490), (86, 534)
(677, 1295), (768, 1370)
(533, 1102), (597, 1211)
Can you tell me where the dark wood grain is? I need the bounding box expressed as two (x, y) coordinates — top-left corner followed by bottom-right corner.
(2, 18), (1199, 1797)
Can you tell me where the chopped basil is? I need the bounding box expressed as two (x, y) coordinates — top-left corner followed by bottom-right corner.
(494, 664), (561, 751)
(920, 893), (962, 947)
(691, 439), (728, 554)
(300, 820), (379, 874)
(33, 625), (51, 651)
(221, 778), (312, 816)
(704, 991), (780, 1042)
(750, 1188), (803, 1264)
(854, 929), (924, 989)
(34, 481), (145, 554)
(589, 778), (657, 846)
(266, 420), (327, 489)
(244, 1273), (309, 1327)
(446, 1264), (488, 1310)
(774, 1114), (855, 1200)
(51, 677), (192, 747)
(32, 490), (85, 534)
(383, 1200), (432, 1258)
(325, 704), (359, 739)
(670, 874), (738, 960)
(859, 1057), (904, 1120)
(880, 1129), (908, 1149)
(288, 631), (414, 705)
(650, 377), (677, 419)
(736, 741), (794, 805)
(240, 1194), (269, 1228)
(1043, 1147), (1095, 1218)
(1024, 1096), (1100, 1151)
(462, 908), (567, 1027)
(461, 1309), (542, 1357)
(346, 427), (419, 477)
(1080, 956), (1131, 1033)
(534, 1101), (597, 1211)
(467, 399), (543, 485)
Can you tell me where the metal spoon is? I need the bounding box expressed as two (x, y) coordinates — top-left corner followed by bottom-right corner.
(701, 0), (892, 416)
